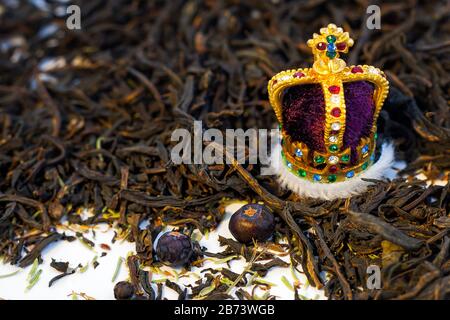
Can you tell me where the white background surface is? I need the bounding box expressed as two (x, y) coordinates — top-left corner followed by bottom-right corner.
(0, 203), (325, 300)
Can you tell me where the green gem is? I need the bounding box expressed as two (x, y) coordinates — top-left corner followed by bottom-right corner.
(298, 169), (307, 177)
(326, 51), (337, 59)
(375, 132), (378, 139)
(341, 154), (350, 162)
(329, 144), (338, 152)
(314, 155), (325, 164)
(326, 35), (337, 43)
(362, 162), (368, 170)
(328, 175), (337, 183)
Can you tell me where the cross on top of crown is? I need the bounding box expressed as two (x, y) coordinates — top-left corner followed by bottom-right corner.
(306, 24), (354, 75)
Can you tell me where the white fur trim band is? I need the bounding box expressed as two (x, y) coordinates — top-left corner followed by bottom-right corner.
(270, 142), (396, 200)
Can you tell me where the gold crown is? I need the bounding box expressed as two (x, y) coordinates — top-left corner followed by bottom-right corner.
(268, 24), (389, 183)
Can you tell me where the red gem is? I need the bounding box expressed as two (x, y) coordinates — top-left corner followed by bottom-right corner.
(328, 85), (340, 94)
(293, 72), (305, 78)
(273, 80), (278, 85)
(329, 165), (338, 173)
(316, 42), (327, 51)
(351, 66), (363, 73)
(336, 42), (346, 50)
(331, 130), (339, 135)
(331, 108), (341, 117)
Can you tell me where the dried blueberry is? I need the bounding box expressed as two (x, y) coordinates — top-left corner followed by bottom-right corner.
(156, 231), (193, 267)
(229, 204), (275, 243)
(114, 281), (135, 300)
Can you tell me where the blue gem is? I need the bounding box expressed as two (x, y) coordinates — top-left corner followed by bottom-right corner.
(327, 43), (336, 52)
(295, 149), (303, 157)
(346, 171), (355, 178)
(287, 161), (293, 169)
(370, 153), (375, 161)
(362, 145), (369, 154)
(313, 174), (322, 181)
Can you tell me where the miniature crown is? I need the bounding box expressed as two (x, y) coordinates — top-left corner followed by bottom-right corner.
(268, 24), (389, 184)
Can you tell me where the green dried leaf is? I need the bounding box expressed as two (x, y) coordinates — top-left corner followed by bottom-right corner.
(27, 258), (39, 281)
(219, 277), (235, 286)
(198, 282), (216, 297)
(79, 263), (89, 273)
(281, 275), (294, 292)
(253, 290), (271, 300)
(111, 257), (123, 282)
(210, 255), (238, 264)
(26, 269), (42, 291)
(290, 264), (299, 282)
(0, 269), (20, 279)
(252, 277), (277, 286)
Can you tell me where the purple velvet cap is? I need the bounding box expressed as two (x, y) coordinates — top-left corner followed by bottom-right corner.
(283, 84), (326, 152)
(282, 81), (375, 162)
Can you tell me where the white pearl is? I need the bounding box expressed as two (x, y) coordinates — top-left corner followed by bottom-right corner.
(328, 156), (339, 164)
(368, 66), (379, 74)
(331, 122), (341, 130)
(330, 95), (340, 104)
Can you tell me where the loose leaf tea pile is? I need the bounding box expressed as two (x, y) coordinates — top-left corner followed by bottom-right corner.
(0, 0), (449, 299)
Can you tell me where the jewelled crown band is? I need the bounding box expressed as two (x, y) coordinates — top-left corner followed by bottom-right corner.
(268, 24), (389, 185)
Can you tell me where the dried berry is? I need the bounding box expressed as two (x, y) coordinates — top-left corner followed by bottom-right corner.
(156, 231), (193, 266)
(114, 281), (135, 300)
(229, 204), (275, 243)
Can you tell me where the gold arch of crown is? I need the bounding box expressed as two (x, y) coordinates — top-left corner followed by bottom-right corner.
(268, 24), (389, 183)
